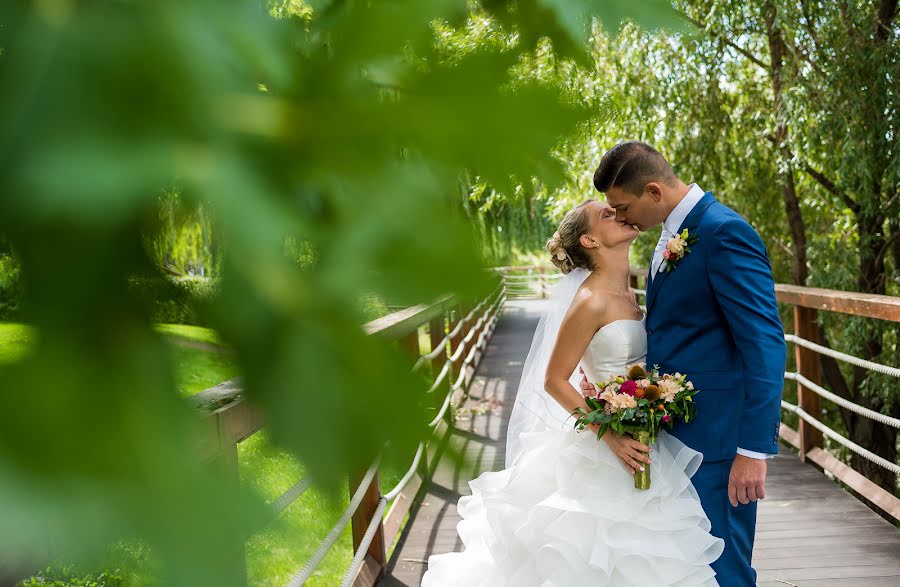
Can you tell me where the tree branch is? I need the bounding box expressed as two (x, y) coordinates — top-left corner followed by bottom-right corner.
(763, 134), (860, 214)
(875, 230), (900, 268)
(801, 0), (822, 56)
(875, 0), (898, 43)
(780, 32), (827, 79)
(798, 161), (860, 214)
(679, 12), (769, 71)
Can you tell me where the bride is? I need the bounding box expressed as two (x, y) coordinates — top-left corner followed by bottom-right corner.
(421, 200), (724, 586)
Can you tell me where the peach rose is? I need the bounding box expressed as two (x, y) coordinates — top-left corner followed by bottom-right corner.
(658, 379), (681, 403)
(609, 393), (638, 410)
(666, 237), (685, 256)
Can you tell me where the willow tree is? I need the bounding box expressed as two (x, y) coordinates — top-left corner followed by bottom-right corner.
(668, 0), (900, 494)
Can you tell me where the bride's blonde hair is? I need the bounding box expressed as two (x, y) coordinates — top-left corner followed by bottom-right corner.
(546, 200), (595, 274)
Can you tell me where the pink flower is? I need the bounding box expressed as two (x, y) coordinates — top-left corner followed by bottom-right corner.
(662, 415), (672, 424)
(663, 249), (674, 260)
(638, 378), (652, 388)
(619, 380), (638, 396)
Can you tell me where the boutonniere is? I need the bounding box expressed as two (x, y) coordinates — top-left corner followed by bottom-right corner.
(663, 229), (699, 271)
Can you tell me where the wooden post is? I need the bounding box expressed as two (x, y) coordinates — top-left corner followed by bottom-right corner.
(458, 302), (474, 383)
(349, 469), (387, 580)
(400, 328), (421, 362)
(429, 315), (448, 407)
(453, 304), (468, 381)
(448, 305), (462, 383)
(540, 269), (547, 299)
(794, 306), (824, 461)
(215, 412), (248, 586)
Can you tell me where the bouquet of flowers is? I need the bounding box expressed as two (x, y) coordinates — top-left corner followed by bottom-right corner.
(572, 364), (699, 490)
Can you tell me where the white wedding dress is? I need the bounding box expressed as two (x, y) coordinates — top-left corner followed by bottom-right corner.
(421, 269), (724, 586)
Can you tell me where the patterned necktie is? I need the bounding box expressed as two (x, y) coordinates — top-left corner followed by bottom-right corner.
(652, 226), (674, 277)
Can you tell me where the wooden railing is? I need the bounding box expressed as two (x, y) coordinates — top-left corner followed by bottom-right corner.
(496, 265), (900, 521)
(774, 285), (900, 521)
(190, 283), (506, 586)
(494, 265), (647, 301)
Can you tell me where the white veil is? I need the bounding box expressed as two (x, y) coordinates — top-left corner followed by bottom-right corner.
(505, 267), (591, 466)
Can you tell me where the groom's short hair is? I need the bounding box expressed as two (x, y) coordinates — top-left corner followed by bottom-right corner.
(593, 141), (677, 196)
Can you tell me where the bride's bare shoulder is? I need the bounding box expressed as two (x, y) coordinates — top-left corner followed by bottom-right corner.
(567, 282), (608, 320)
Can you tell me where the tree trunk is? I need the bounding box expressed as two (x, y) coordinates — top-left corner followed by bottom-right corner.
(764, 2), (808, 286)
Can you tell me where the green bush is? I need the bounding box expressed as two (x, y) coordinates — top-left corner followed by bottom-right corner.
(0, 255), (22, 320)
(127, 275), (218, 326)
(18, 565), (125, 587)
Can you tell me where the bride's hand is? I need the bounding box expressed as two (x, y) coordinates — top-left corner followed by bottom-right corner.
(598, 430), (652, 475)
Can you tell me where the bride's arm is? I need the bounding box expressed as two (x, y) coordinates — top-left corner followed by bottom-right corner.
(543, 293), (651, 475)
(543, 292), (605, 417)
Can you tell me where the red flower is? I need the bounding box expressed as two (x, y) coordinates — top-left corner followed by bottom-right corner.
(662, 415), (672, 424)
(620, 380), (638, 396)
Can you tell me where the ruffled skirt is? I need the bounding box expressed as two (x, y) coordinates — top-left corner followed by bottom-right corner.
(421, 429), (724, 586)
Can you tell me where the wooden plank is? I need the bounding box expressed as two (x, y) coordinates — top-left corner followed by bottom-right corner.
(775, 284), (900, 322)
(350, 554), (382, 587)
(757, 564), (900, 581)
(365, 295), (455, 339)
(805, 446), (900, 521)
(383, 471), (424, 550)
(756, 552), (900, 570)
(778, 423), (801, 450)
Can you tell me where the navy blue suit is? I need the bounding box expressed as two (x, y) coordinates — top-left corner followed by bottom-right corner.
(646, 192), (786, 586)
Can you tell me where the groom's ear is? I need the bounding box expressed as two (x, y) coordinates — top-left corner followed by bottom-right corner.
(644, 182), (664, 203)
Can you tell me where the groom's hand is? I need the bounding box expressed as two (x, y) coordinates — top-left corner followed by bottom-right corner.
(729, 455), (767, 507)
(578, 368), (594, 396)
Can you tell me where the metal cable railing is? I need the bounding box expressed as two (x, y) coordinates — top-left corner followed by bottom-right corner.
(784, 371), (900, 429)
(332, 289), (505, 585)
(781, 331), (900, 481)
(782, 335), (900, 429)
(285, 459), (381, 587)
(781, 399), (900, 475)
(784, 334), (900, 378)
(285, 284), (506, 586)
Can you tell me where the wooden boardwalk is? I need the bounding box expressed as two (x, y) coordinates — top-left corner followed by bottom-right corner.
(381, 300), (900, 587)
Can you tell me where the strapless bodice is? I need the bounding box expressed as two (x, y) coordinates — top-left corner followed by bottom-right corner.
(580, 317), (647, 386)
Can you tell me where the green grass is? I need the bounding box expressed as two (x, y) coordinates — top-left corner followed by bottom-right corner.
(0, 322), (35, 364)
(154, 323), (226, 347)
(239, 434), (411, 587)
(1, 322), (413, 586)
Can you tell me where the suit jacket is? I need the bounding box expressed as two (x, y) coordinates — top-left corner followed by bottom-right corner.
(646, 192), (786, 462)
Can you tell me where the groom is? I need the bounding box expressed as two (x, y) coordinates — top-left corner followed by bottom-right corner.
(591, 141), (786, 586)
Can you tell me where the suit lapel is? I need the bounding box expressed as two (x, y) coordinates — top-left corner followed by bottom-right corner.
(646, 192), (717, 313)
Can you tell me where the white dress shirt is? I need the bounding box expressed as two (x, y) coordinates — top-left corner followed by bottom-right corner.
(652, 184), (773, 461)
(651, 184), (705, 276)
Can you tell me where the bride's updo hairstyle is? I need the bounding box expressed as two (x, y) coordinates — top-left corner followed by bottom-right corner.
(546, 200), (595, 274)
